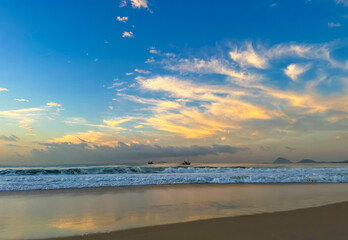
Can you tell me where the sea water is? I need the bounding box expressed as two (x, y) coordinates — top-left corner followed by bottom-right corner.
(1, 163), (348, 191)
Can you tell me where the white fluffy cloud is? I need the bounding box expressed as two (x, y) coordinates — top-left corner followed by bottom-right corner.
(0, 88), (8, 91)
(283, 63), (311, 81)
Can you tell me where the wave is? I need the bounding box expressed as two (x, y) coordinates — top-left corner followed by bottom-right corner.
(1, 166), (348, 191)
(0, 166), (250, 176)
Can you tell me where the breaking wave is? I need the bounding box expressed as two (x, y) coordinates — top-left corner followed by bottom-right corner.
(1, 165), (348, 191)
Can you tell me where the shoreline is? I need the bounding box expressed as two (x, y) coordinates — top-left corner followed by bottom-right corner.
(1, 181), (347, 195)
(40, 200), (348, 240)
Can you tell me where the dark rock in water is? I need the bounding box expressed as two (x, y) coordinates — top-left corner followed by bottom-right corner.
(298, 159), (317, 163)
(273, 157), (292, 164)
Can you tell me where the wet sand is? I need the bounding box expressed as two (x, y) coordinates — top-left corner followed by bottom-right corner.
(2, 183), (348, 239)
(46, 200), (348, 240)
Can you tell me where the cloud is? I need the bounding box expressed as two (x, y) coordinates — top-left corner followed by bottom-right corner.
(328, 22), (341, 27)
(51, 131), (124, 148)
(270, 3), (278, 7)
(14, 98), (29, 102)
(33, 139), (247, 164)
(229, 43), (269, 69)
(125, 72), (134, 75)
(46, 102), (62, 107)
(64, 117), (88, 126)
(164, 58), (258, 84)
(103, 117), (134, 127)
(125, 76), (283, 138)
(119, 0), (149, 9)
(285, 146), (296, 151)
(227, 41), (343, 70)
(64, 116), (130, 131)
(260, 145), (271, 151)
(134, 69), (151, 74)
(0, 88), (8, 92)
(20, 124), (34, 131)
(283, 63), (311, 81)
(0, 107), (44, 131)
(119, 0), (127, 7)
(117, 16), (128, 23)
(266, 43), (321, 59)
(122, 31), (134, 38)
(130, 0), (148, 9)
(145, 57), (155, 63)
(108, 81), (125, 89)
(0, 134), (19, 142)
(149, 47), (160, 54)
(0, 105), (64, 131)
(335, 0), (348, 6)
(118, 93), (182, 112)
(112, 39), (348, 142)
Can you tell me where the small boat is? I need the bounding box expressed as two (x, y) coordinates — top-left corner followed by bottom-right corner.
(182, 160), (191, 165)
(148, 161), (154, 164)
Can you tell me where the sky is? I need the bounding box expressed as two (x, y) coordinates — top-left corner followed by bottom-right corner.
(0, 0), (347, 165)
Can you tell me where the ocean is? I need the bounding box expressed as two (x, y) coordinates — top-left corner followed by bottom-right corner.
(1, 163), (348, 191)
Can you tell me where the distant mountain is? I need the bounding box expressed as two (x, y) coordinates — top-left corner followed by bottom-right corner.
(297, 159), (348, 164)
(298, 159), (317, 163)
(273, 157), (292, 164)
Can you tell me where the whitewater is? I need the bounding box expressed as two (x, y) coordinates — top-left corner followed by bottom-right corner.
(1, 163), (348, 191)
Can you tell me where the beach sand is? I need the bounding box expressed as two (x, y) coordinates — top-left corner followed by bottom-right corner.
(3, 183), (348, 239)
(46, 200), (348, 240)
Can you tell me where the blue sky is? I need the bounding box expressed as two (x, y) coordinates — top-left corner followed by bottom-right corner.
(0, 0), (347, 165)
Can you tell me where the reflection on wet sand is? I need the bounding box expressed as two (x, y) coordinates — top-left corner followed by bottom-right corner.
(51, 214), (101, 231)
(1, 184), (348, 239)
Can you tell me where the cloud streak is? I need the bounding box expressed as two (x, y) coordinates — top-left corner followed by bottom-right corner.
(0, 107), (44, 131)
(0, 135), (18, 142)
(112, 39), (348, 143)
(328, 22), (342, 27)
(46, 102), (62, 107)
(14, 98), (29, 102)
(33, 141), (247, 164)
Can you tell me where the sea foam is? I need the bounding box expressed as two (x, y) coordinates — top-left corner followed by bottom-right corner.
(0, 165), (347, 191)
